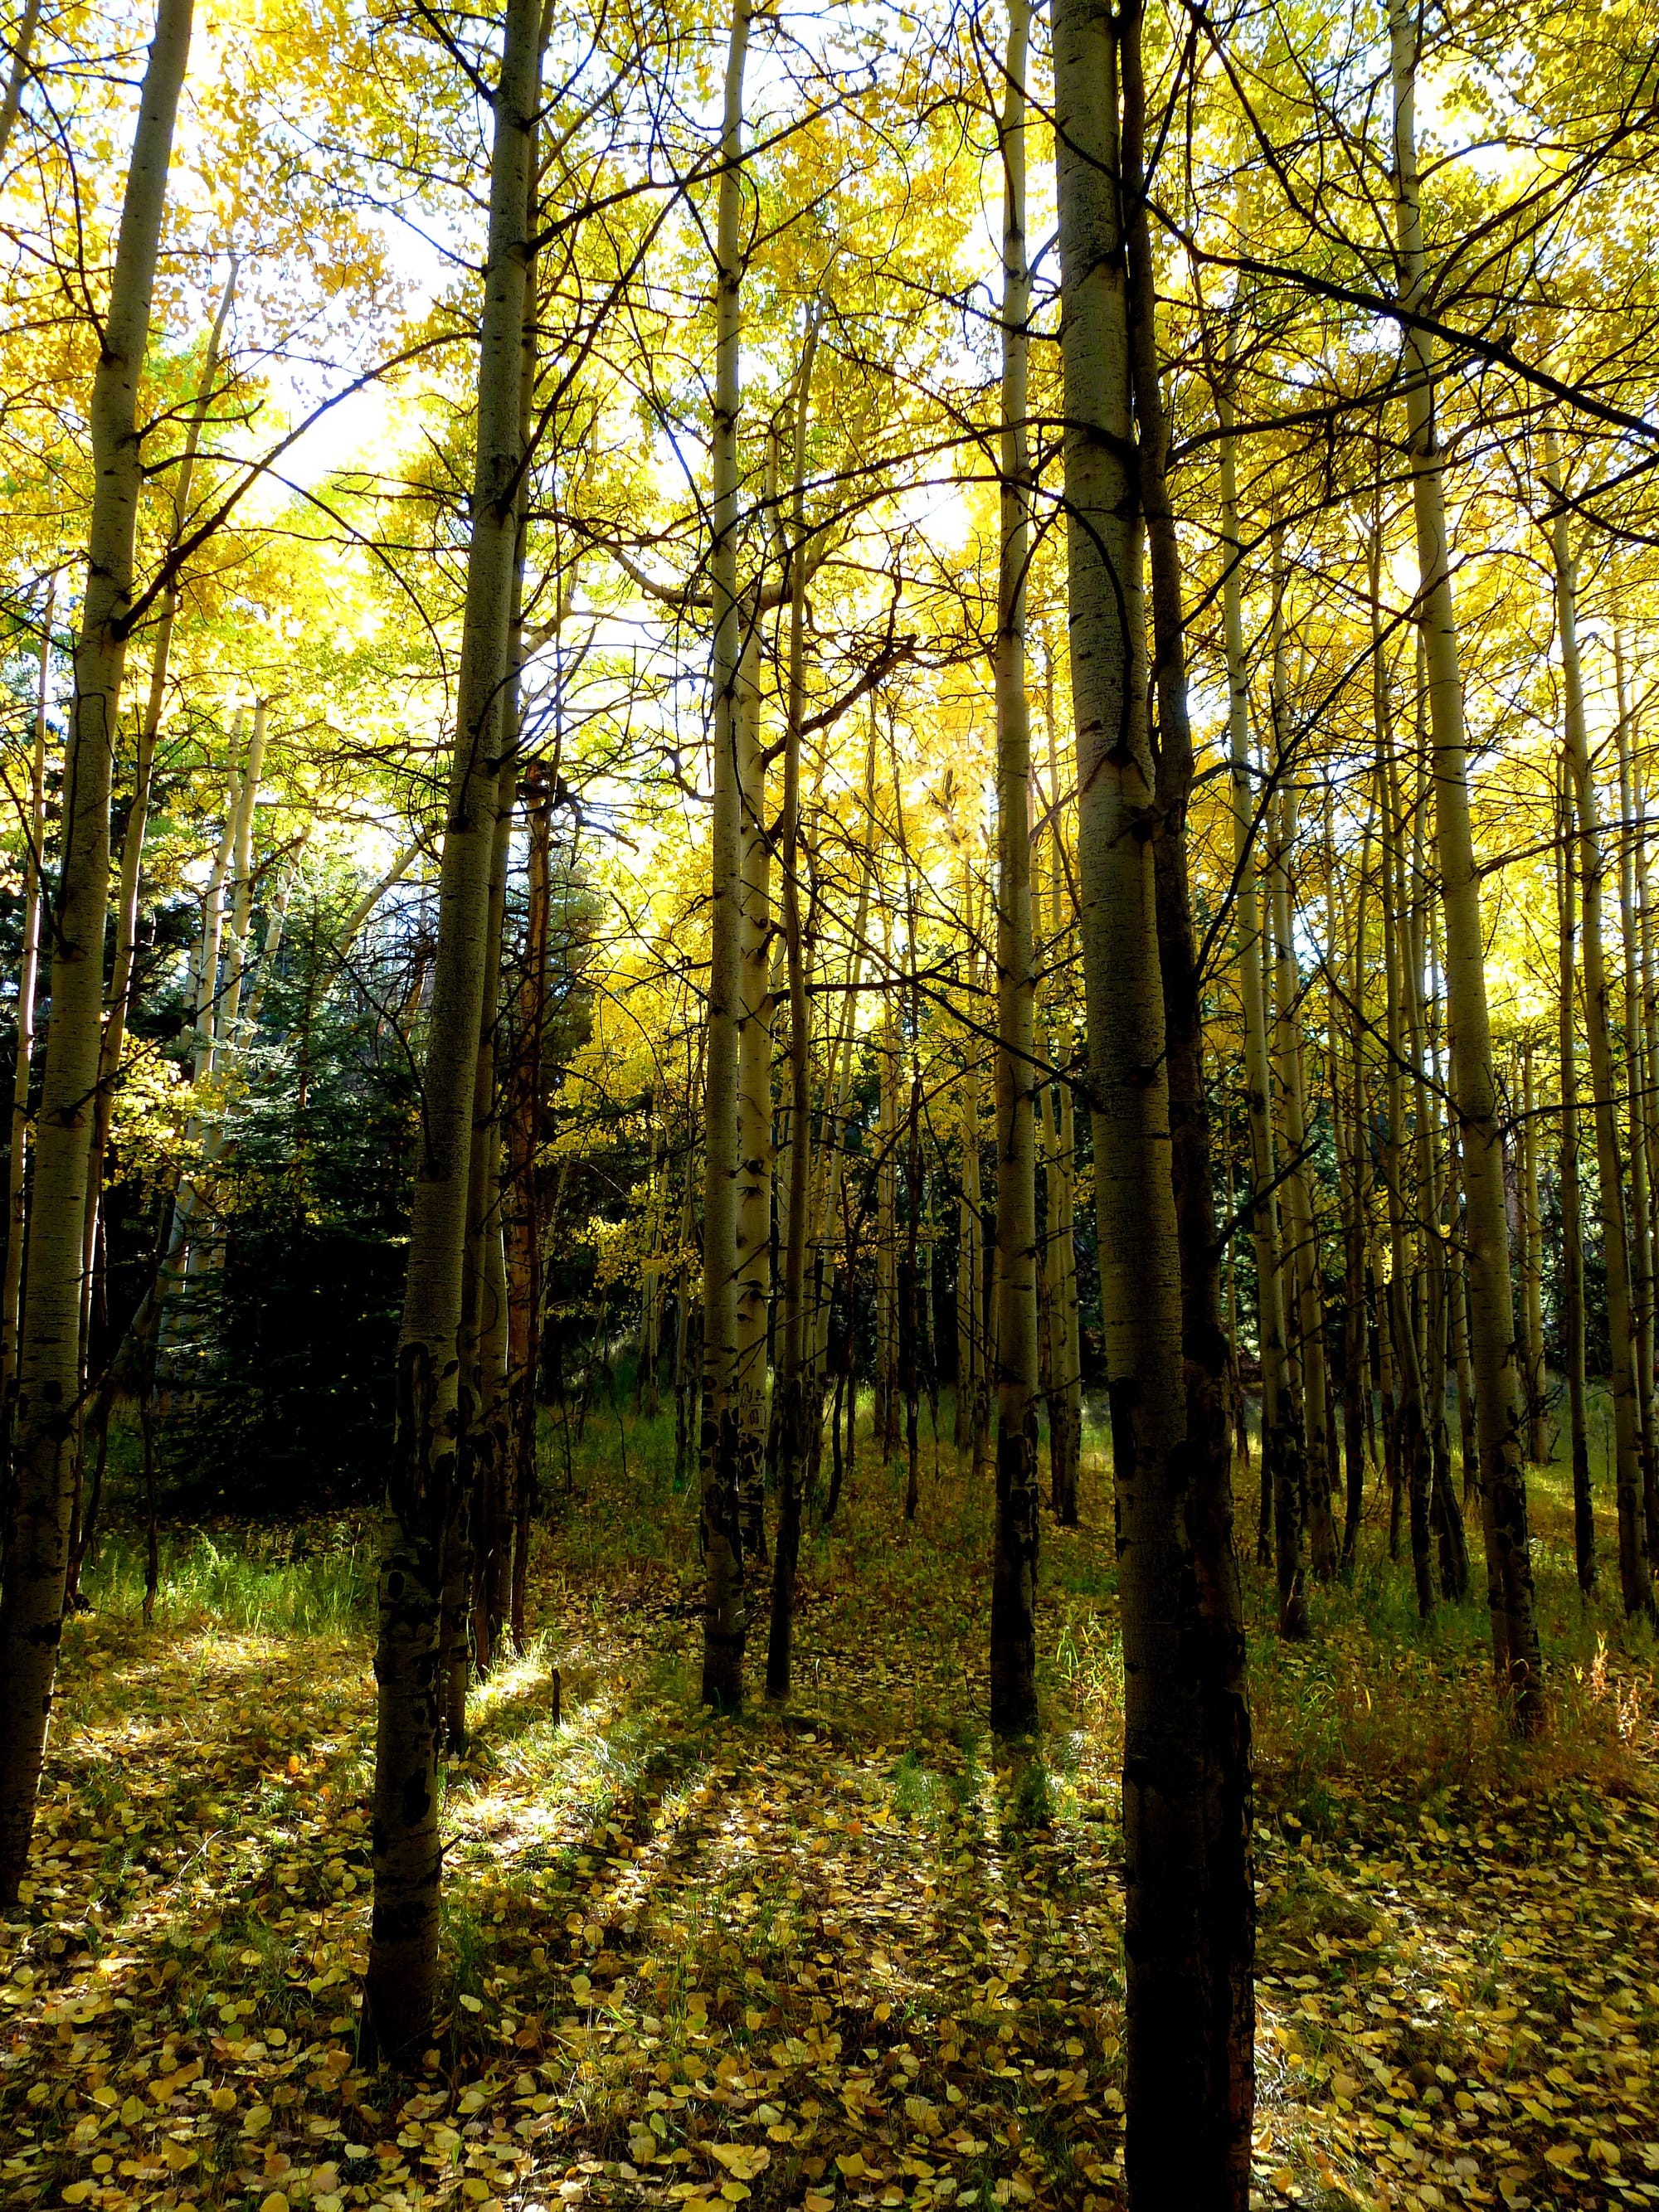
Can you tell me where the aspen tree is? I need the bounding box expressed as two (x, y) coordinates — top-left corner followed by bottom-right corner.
(1404, 708), (1464, 1589)
(1219, 361), (1297, 1597)
(1039, 719), (1082, 1523)
(1056, 0), (1251, 2189)
(1387, 0), (1544, 1720)
(0, 0), (193, 1906)
(988, 0), (1039, 1735)
(1267, 774), (1336, 1582)
(1517, 1049), (1548, 1464)
(80, 260), (237, 1330)
(1328, 785), (1371, 1565)
(698, 0), (753, 1711)
(767, 303), (823, 1700)
(1640, 763), (1659, 1551)
(874, 919), (900, 1459)
(954, 864), (985, 1458)
(1123, 4), (1255, 2169)
(1613, 640), (1659, 1554)
(447, 764), (515, 1730)
(1544, 431), (1652, 1618)
(1263, 564), (1316, 1612)
(1380, 721), (1435, 1615)
(0, 0), (41, 162)
(362, 0), (542, 2053)
(1557, 765), (1596, 1592)
(734, 630), (771, 1559)
(0, 582), (51, 1431)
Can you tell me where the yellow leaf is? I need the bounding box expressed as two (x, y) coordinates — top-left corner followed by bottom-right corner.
(260, 2195), (290, 2212)
(119, 2096), (145, 2127)
(210, 2087), (236, 2112)
(459, 1992), (484, 2013)
(837, 2151), (868, 2179)
(1271, 2170), (1294, 2193)
(1544, 2145), (1579, 2169)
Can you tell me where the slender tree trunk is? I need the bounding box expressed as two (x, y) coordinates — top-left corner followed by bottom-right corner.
(1557, 765), (1595, 1592)
(362, 0), (541, 2056)
(988, 0), (1039, 1736)
(1389, 0), (1544, 1723)
(448, 763), (514, 1734)
(1266, 766), (1336, 1584)
(1122, 14), (1254, 2181)
(0, 0), (193, 1908)
(80, 260), (236, 1368)
(734, 634), (771, 1561)
(767, 306), (821, 1699)
(1056, 0), (1248, 2195)
(1545, 429), (1652, 1621)
(698, 0), (753, 1712)
(0, 0), (41, 163)
(1217, 367), (1297, 1602)
(1614, 639), (1659, 1561)
(875, 970), (900, 1457)
(0, 584), (51, 1437)
(1517, 1049), (1547, 1464)
(507, 768), (550, 1648)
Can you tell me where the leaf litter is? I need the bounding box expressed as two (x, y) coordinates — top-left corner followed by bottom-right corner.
(1, 1456), (1656, 2212)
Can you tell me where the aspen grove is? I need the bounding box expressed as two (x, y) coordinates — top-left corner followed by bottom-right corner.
(0, 0), (1657, 2208)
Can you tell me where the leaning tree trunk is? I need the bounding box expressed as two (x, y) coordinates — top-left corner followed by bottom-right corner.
(987, 0), (1039, 1738)
(362, 0), (541, 2059)
(0, 0), (41, 163)
(698, 0), (753, 1712)
(1388, 0), (1545, 1723)
(0, 0), (193, 1908)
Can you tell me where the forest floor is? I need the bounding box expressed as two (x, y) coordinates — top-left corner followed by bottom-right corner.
(2, 1393), (1657, 2212)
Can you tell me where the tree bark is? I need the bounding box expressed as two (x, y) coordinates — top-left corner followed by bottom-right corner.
(1388, 0), (1545, 1723)
(1557, 761), (1595, 1592)
(1545, 429), (1651, 1619)
(0, 0), (193, 1908)
(0, 582), (51, 1437)
(698, 0), (753, 1712)
(1055, 0), (1249, 2195)
(1217, 357), (1299, 1603)
(363, 0), (541, 2057)
(1121, 7), (1254, 2181)
(988, 0), (1039, 1737)
(767, 304), (822, 1700)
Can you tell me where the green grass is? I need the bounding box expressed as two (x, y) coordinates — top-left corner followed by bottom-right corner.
(82, 1523), (375, 1636)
